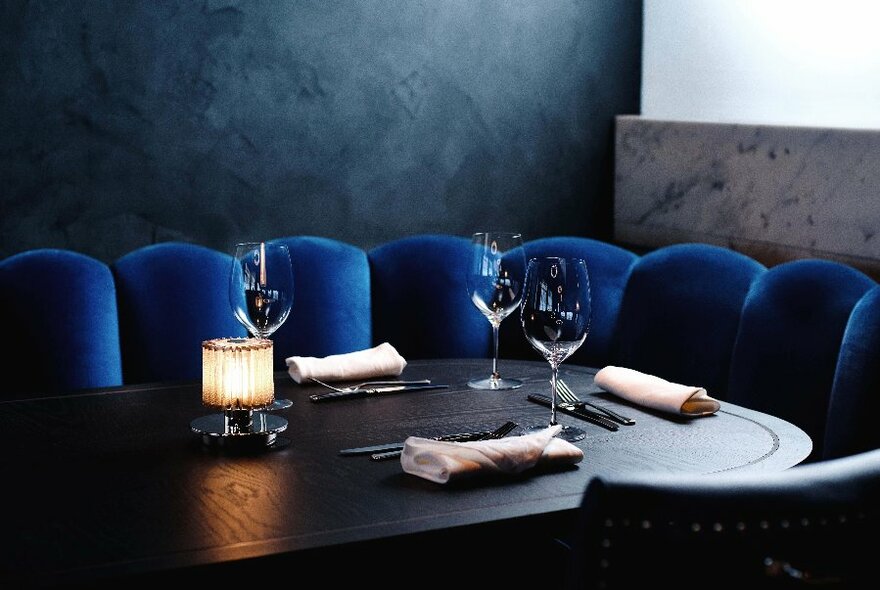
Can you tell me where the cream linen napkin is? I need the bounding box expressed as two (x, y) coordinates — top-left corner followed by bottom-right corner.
(400, 425), (584, 484)
(285, 342), (407, 384)
(594, 366), (719, 416)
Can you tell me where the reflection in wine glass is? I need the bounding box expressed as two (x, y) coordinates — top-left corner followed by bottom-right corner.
(230, 242), (293, 340)
(466, 232), (526, 390)
(520, 256), (591, 442)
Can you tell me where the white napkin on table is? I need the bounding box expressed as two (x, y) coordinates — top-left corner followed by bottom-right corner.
(400, 425), (584, 484)
(285, 342), (407, 384)
(594, 366), (720, 417)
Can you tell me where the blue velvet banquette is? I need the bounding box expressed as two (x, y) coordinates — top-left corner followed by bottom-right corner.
(1, 235), (878, 463)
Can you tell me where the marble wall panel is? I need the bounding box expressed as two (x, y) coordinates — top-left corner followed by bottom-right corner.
(615, 115), (880, 277)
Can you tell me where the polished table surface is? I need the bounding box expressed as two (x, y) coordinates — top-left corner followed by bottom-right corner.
(0, 359), (811, 587)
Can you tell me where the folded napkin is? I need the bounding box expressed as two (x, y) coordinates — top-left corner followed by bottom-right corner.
(594, 366), (719, 417)
(285, 342), (407, 384)
(400, 425), (583, 484)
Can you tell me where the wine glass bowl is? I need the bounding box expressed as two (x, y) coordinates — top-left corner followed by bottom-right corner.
(520, 256), (592, 442)
(230, 242), (294, 340)
(466, 232), (526, 390)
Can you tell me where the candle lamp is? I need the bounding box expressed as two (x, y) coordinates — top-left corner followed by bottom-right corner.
(190, 337), (288, 448)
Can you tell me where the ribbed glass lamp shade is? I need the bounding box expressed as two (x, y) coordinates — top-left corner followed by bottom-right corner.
(202, 338), (274, 409)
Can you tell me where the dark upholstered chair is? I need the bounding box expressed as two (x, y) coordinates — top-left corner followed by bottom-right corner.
(368, 234), (489, 359)
(269, 236), (372, 369)
(824, 286), (880, 459)
(564, 448), (880, 589)
(727, 259), (876, 462)
(613, 243), (765, 400)
(112, 242), (246, 384)
(499, 236), (639, 368)
(0, 249), (123, 396)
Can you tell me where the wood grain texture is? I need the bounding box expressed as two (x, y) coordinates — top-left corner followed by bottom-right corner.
(0, 359), (810, 587)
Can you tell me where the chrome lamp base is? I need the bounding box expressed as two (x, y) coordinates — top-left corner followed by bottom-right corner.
(191, 408), (288, 449)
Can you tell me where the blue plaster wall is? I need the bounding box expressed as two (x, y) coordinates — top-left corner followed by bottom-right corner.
(0, 0), (642, 262)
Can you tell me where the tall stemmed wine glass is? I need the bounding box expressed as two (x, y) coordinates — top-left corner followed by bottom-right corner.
(466, 232), (527, 390)
(230, 241), (294, 410)
(520, 257), (591, 442)
(230, 241), (294, 341)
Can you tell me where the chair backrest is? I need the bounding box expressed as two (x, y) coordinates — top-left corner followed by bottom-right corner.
(0, 249), (123, 395)
(824, 285), (880, 459)
(613, 243), (765, 400)
(368, 234), (489, 359)
(112, 242), (246, 384)
(727, 259), (876, 462)
(564, 448), (880, 589)
(269, 236), (372, 369)
(499, 236), (639, 367)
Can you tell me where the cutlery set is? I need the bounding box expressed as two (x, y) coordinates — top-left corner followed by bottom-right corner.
(527, 394), (619, 431)
(309, 375), (634, 456)
(368, 420), (518, 461)
(556, 380), (635, 426)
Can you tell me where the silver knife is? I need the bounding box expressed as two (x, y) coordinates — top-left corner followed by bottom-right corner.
(338, 429), (492, 456)
(309, 383), (449, 402)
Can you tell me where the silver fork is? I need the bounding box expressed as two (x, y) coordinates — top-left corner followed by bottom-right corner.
(309, 376), (432, 393)
(370, 420), (518, 461)
(557, 379), (635, 425)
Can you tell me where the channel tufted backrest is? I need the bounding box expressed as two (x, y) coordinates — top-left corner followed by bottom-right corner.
(564, 448), (880, 589)
(368, 234), (490, 359)
(824, 285), (880, 459)
(613, 243), (766, 401)
(112, 242), (247, 384)
(0, 249), (123, 396)
(269, 236), (372, 370)
(499, 236), (639, 368)
(727, 259), (876, 462)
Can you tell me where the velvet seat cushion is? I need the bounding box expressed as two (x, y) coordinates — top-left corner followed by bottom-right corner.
(368, 234), (489, 359)
(269, 236), (372, 370)
(112, 242), (246, 384)
(0, 249), (123, 395)
(613, 243), (766, 400)
(727, 259), (876, 461)
(824, 285), (880, 459)
(499, 236), (639, 368)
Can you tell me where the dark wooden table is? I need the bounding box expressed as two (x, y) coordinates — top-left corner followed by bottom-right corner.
(0, 359), (810, 588)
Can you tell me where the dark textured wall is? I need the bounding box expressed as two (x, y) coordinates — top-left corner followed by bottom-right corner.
(0, 0), (642, 262)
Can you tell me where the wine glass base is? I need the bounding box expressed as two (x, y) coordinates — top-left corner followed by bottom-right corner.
(467, 377), (524, 390)
(524, 424), (586, 442)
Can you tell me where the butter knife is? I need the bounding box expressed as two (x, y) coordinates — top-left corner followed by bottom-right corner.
(310, 383), (449, 402)
(527, 394), (619, 431)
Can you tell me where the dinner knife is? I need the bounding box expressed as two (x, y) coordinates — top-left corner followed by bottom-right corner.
(338, 429), (493, 456)
(527, 394), (619, 431)
(310, 383), (450, 402)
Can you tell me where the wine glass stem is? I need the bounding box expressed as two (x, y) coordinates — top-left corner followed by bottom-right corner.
(549, 361), (560, 426)
(490, 322), (501, 380)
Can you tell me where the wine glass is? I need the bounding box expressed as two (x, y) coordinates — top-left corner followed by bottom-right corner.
(520, 256), (591, 442)
(466, 232), (527, 390)
(230, 241), (294, 411)
(229, 241), (294, 340)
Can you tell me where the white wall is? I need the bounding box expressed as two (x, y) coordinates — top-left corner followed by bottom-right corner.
(642, 0), (880, 129)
